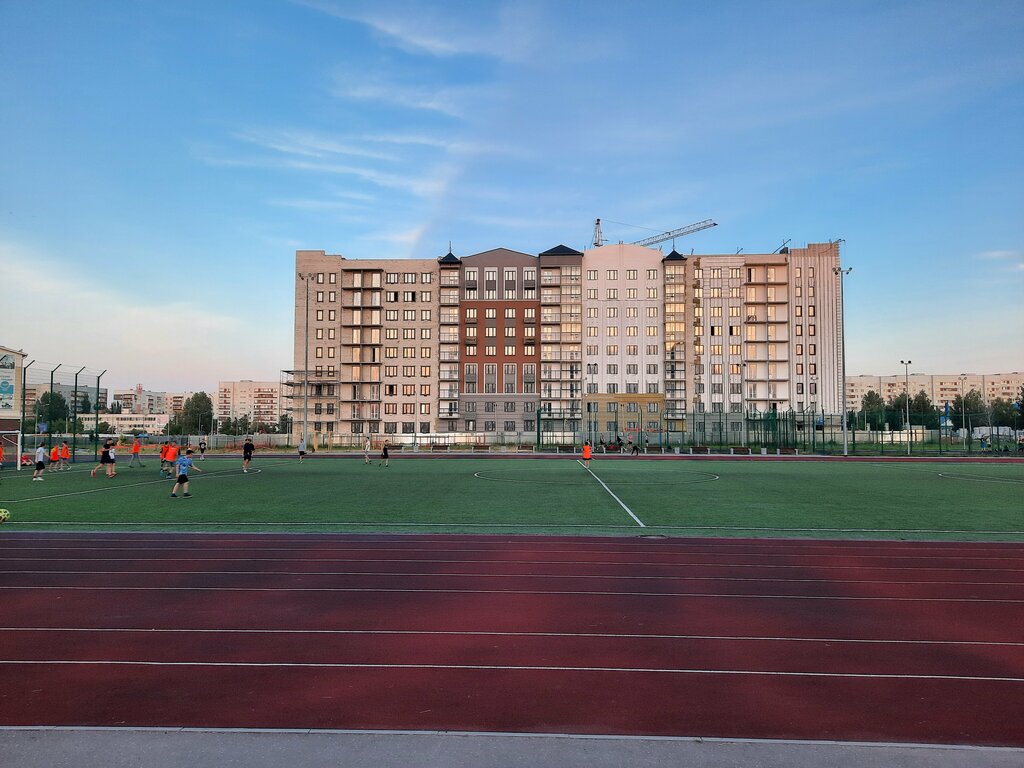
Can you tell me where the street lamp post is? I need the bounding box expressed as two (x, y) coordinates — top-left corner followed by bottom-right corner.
(901, 360), (912, 456)
(297, 272), (315, 449)
(833, 266), (852, 456)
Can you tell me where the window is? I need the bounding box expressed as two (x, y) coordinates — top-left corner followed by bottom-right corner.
(606, 288), (618, 300)
(587, 269), (598, 280)
(626, 269), (637, 280)
(626, 288), (637, 299)
(607, 270), (618, 280)
(647, 269), (658, 280)
(809, 325), (816, 336)
(647, 288), (658, 299)
(607, 306), (619, 318)
(421, 272), (432, 284)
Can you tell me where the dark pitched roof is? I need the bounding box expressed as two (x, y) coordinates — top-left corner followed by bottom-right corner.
(662, 249), (687, 262)
(539, 244), (583, 256)
(437, 250), (461, 264)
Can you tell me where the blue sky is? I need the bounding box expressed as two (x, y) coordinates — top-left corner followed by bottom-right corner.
(2, 0), (1022, 392)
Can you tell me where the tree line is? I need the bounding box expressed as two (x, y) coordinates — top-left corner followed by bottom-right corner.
(859, 385), (1024, 430)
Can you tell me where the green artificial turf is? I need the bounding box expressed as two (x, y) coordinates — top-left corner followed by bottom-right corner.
(0, 456), (1021, 540)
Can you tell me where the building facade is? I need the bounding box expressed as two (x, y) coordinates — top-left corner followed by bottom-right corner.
(292, 241), (844, 442)
(846, 372), (1024, 411)
(217, 380), (283, 430)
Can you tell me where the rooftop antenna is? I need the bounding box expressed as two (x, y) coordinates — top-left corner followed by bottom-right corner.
(736, 247), (743, 254)
(771, 239), (791, 254)
(592, 219), (606, 248)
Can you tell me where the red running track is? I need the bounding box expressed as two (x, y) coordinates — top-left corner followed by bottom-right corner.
(1, 533), (1023, 746)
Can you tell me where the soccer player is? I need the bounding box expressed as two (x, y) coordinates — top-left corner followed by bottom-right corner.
(364, 436), (371, 465)
(49, 443), (59, 472)
(59, 441), (71, 470)
(379, 440), (389, 468)
(128, 436), (143, 468)
(582, 440), (592, 469)
(164, 440), (180, 478)
(242, 437), (254, 472)
(32, 444), (46, 481)
(170, 448), (202, 498)
(198, 439), (207, 460)
(297, 439), (306, 462)
(90, 438), (114, 478)
(158, 441), (169, 476)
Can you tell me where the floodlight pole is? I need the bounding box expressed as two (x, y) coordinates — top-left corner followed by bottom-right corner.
(900, 360), (912, 456)
(72, 366), (85, 462)
(959, 373), (968, 451)
(833, 266), (852, 456)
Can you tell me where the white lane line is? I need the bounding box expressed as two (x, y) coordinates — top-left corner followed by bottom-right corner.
(2, 557), (1023, 573)
(4, 546), (1023, 562)
(4, 569), (1023, 588)
(3, 626), (1022, 647)
(576, 459), (646, 527)
(2, 658), (1023, 683)
(0, 468), (265, 504)
(5, 534), (1024, 554)
(4, 585), (1023, 603)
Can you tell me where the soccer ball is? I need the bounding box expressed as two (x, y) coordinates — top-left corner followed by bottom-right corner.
(0, 509), (10, 524)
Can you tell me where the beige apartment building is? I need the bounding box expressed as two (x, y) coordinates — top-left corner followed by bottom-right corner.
(292, 241), (844, 442)
(846, 372), (1024, 410)
(217, 380), (283, 430)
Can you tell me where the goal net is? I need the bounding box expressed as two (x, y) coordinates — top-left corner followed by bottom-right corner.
(0, 431), (22, 471)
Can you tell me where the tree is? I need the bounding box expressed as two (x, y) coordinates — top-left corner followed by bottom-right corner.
(166, 392), (214, 435)
(990, 398), (1016, 429)
(860, 390), (885, 430)
(951, 389), (985, 430)
(886, 392), (910, 429)
(910, 389), (939, 429)
(80, 394), (92, 415)
(38, 391), (69, 431)
(108, 401), (123, 414)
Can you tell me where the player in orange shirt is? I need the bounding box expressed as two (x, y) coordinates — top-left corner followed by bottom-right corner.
(163, 441), (179, 479)
(581, 440), (592, 469)
(49, 444), (59, 472)
(59, 441), (71, 470)
(128, 437), (144, 468)
(158, 441), (169, 476)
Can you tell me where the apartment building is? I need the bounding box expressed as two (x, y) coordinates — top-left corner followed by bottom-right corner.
(217, 380), (283, 429)
(292, 241), (844, 441)
(846, 372), (1024, 411)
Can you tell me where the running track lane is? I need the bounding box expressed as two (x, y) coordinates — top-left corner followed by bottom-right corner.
(1, 534), (1023, 746)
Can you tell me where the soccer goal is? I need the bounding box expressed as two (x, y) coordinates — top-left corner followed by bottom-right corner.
(0, 431), (23, 471)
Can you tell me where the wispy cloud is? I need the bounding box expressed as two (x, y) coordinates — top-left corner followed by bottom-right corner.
(331, 71), (479, 118)
(294, 0), (547, 63)
(233, 128), (396, 161)
(975, 249), (1023, 261)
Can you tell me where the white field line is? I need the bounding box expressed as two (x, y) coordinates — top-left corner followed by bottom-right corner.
(4, 569), (1023, 588)
(3, 626), (1022, 646)
(576, 459), (646, 527)
(3, 584), (1023, 603)
(2, 658), (1023, 683)
(0, 466), (276, 505)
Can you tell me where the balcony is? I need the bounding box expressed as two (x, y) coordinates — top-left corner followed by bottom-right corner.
(439, 333), (459, 343)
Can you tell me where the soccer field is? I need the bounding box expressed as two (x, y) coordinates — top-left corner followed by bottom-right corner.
(0, 456), (1022, 540)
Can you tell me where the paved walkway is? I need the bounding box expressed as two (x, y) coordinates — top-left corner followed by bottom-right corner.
(4, 728), (1024, 768)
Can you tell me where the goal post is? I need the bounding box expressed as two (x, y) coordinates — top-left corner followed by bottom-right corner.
(0, 430), (23, 472)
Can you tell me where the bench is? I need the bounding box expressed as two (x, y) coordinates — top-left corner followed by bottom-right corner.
(557, 445), (577, 454)
(517, 444), (535, 453)
(645, 446), (666, 454)
(430, 443), (449, 453)
(778, 447), (799, 456)
(690, 446), (710, 455)
(473, 443), (489, 452)
(729, 446), (751, 455)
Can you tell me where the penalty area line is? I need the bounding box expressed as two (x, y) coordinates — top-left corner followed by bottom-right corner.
(577, 459), (645, 528)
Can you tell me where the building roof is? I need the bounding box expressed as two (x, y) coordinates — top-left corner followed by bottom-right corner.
(662, 249), (687, 262)
(539, 244), (583, 256)
(437, 250), (461, 264)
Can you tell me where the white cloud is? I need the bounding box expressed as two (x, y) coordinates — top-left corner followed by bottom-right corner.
(233, 128), (397, 161)
(0, 242), (288, 393)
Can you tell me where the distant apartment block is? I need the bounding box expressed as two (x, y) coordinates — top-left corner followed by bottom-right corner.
(846, 372), (1024, 411)
(112, 386), (197, 415)
(217, 380), (284, 429)
(291, 241), (844, 440)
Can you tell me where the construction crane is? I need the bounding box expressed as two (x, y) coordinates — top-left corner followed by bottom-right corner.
(631, 219), (717, 248)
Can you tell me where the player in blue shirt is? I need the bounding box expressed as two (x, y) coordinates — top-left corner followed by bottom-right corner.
(170, 449), (202, 498)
